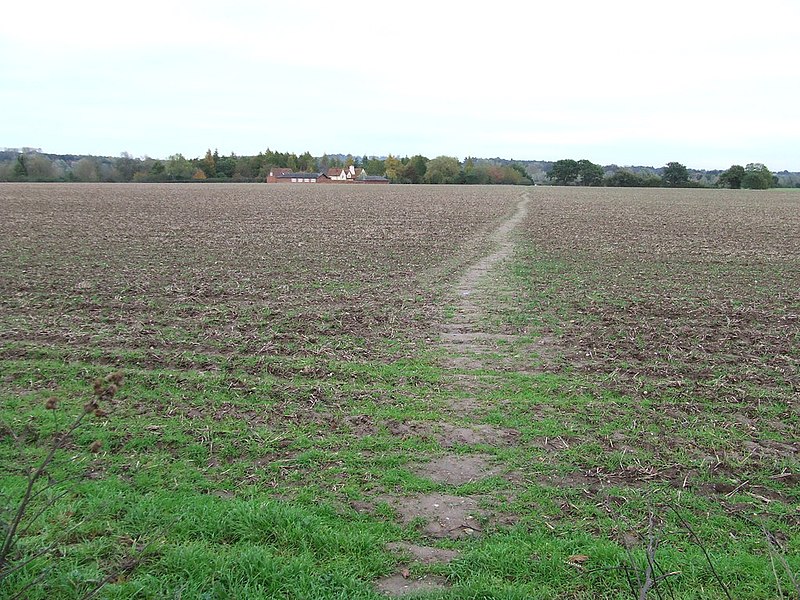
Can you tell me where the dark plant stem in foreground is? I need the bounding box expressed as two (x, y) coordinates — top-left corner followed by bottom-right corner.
(0, 410), (89, 570)
(669, 504), (733, 600)
(1, 372), (123, 579)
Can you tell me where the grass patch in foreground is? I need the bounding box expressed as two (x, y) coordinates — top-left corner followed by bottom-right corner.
(2, 353), (798, 598)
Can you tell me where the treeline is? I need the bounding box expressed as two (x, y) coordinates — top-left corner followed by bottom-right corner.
(0, 149), (297, 183)
(1, 148), (796, 187)
(0, 149), (531, 185)
(548, 159), (782, 189)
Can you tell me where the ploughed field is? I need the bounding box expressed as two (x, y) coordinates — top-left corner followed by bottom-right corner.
(0, 184), (512, 367)
(0, 183), (797, 599)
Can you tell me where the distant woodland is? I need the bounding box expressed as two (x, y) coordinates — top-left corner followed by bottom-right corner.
(2, 148), (798, 188)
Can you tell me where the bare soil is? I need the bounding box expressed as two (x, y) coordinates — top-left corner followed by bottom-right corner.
(385, 541), (460, 565)
(380, 493), (484, 538)
(411, 454), (502, 485)
(0, 183), (517, 365)
(435, 423), (520, 448)
(379, 191), (530, 543)
(439, 191), (531, 368)
(374, 574), (450, 597)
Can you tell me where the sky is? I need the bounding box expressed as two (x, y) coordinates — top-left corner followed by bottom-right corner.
(1, 0), (798, 171)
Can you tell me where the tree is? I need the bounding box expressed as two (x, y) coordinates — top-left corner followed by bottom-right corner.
(741, 163), (773, 189)
(717, 165), (745, 189)
(250, 153), (266, 178)
(233, 157), (256, 179)
(483, 165), (506, 184)
(401, 155), (428, 184)
(165, 154), (194, 180)
(463, 164), (491, 184)
(297, 151), (316, 172)
(12, 155), (27, 179)
(363, 156), (384, 177)
(200, 149), (217, 178)
(606, 170), (642, 187)
(215, 154), (238, 178)
(577, 159), (604, 186)
(509, 163), (533, 185)
(662, 162), (689, 187)
(605, 169), (663, 187)
(99, 162), (121, 182)
(462, 157), (482, 184)
(382, 155), (402, 181)
(72, 158), (100, 182)
(26, 154), (57, 181)
(547, 159), (579, 185)
(0, 161), (15, 181)
(424, 156), (461, 184)
(115, 152), (139, 182)
(149, 160), (166, 179)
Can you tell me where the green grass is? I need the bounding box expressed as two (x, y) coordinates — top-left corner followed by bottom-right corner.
(2, 343), (797, 598)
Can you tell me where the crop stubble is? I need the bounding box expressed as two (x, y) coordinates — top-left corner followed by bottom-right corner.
(0, 183), (516, 368)
(2, 184), (797, 478)
(1, 183), (799, 598)
(516, 187), (799, 404)
(502, 187), (799, 495)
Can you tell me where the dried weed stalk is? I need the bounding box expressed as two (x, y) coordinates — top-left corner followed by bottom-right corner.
(620, 511), (680, 600)
(0, 372), (123, 580)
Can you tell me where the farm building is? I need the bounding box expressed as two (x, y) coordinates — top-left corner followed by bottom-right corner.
(326, 167), (349, 180)
(267, 170), (331, 184)
(327, 165), (365, 181)
(267, 164), (388, 184)
(267, 167), (292, 180)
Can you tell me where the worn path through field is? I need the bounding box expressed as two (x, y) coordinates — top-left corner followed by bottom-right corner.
(440, 189), (531, 366)
(377, 190), (533, 596)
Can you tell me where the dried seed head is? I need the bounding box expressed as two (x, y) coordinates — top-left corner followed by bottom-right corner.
(94, 408), (108, 418)
(106, 371), (124, 386)
(93, 378), (104, 395)
(84, 400), (99, 413)
(89, 440), (103, 453)
(104, 383), (119, 398)
(45, 397), (58, 410)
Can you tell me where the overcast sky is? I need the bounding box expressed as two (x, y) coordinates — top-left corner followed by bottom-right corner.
(1, 0), (798, 170)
